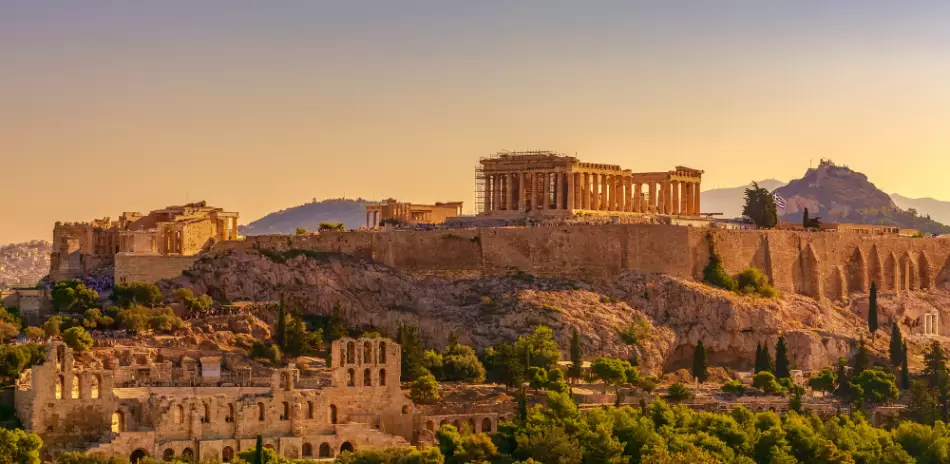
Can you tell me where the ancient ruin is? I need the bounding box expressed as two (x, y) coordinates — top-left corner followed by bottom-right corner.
(50, 202), (239, 284)
(14, 338), (503, 462)
(475, 150), (703, 217)
(364, 199), (464, 228)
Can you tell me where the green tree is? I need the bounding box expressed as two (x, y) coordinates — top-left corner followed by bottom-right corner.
(397, 324), (426, 380)
(703, 251), (737, 291)
(752, 371), (784, 395)
(113, 282), (162, 307)
(761, 343), (774, 373)
(754, 343), (764, 374)
(808, 368), (836, 397)
(666, 383), (692, 402)
(23, 326), (45, 341)
(42, 315), (62, 338)
(868, 282), (879, 337)
(51, 281), (99, 312)
(853, 368), (899, 405)
(253, 435), (264, 464)
(0, 321), (18, 342)
(803, 208), (810, 229)
(441, 343), (486, 383)
(0, 428), (43, 464)
(852, 338), (871, 375)
(922, 340), (949, 421)
(275, 294), (287, 349)
(741, 181), (778, 228)
(591, 357), (629, 399)
(410, 371), (440, 404)
(518, 325), (562, 371)
(692, 340), (709, 383)
(295, 227), (307, 235)
(774, 335), (790, 380)
(900, 342), (910, 391)
(889, 322), (904, 365)
(569, 327), (583, 383)
(721, 379), (746, 397)
(62, 326), (93, 352)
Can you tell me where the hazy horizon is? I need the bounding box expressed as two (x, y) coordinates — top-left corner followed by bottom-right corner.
(3, 1), (950, 244)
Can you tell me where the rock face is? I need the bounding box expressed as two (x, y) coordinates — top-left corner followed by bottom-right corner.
(163, 249), (950, 374)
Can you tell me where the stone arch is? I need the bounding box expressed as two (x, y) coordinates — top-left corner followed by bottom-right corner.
(346, 342), (355, 364)
(884, 253), (898, 291)
(453, 419), (461, 428)
(307, 401), (314, 419)
(175, 404), (185, 424)
(363, 341), (373, 364)
(347, 369), (355, 387)
(830, 266), (846, 301)
(56, 345), (65, 371)
(91, 374), (100, 399)
(258, 402), (265, 421)
(868, 245), (884, 291)
(920, 252), (934, 289)
(226, 403), (235, 422)
(482, 417), (493, 432)
(363, 368), (372, 386)
(56, 375), (64, 399)
(222, 447), (235, 463)
(111, 411), (125, 433)
(281, 401), (290, 420)
(426, 420), (435, 431)
(402, 404), (409, 415)
(163, 449), (175, 461)
(340, 442), (355, 454)
(899, 252), (916, 290)
(440, 419), (448, 426)
(468, 418), (477, 433)
(202, 403), (211, 423)
(379, 368), (387, 386)
(794, 244), (822, 298)
(302, 443), (312, 458)
(329, 404), (338, 424)
(130, 449), (148, 464)
(71, 374), (80, 399)
(379, 342), (387, 363)
(182, 448), (194, 462)
(319, 443), (333, 458)
(848, 247), (869, 294)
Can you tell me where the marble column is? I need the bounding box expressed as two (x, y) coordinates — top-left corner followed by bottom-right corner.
(571, 172), (580, 209)
(694, 182), (701, 215)
(647, 183), (656, 212)
(582, 173), (590, 209)
(522, 172), (531, 212)
(599, 174), (607, 210)
(505, 173), (514, 211)
(603, 175), (611, 211)
(592, 174), (600, 210)
(634, 183), (642, 212)
(561, 173), (570, 210)
(685, 183), (694, 215)
(665, 181), (673, 215)
(483, 176), (492, 213)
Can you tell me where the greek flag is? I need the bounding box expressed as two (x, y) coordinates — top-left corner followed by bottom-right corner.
(772, 192), (787, 210)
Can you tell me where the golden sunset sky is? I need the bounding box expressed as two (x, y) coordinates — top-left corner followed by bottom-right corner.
(2, 1), (949, 243)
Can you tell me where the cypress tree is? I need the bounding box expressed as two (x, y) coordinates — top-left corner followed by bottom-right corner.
(276, 294), (287, 349)
(900, 342), (910, 390)
(775, 335), (790, 379)
(868, 282), (879, 338)
(890, 322), (905, 366)
(254, 435), (264, 464)
(803, 208), (810, 229)
(762, 343), (774, 373)
(692, 340), (709, 383)
(752, 343), (763, 374)
(853, 337), (871, 375)
(569, 327), (583, 383)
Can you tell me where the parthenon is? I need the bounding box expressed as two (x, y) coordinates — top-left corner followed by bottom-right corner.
(477, 151), (703, 217)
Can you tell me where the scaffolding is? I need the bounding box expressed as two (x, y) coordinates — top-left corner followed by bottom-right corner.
(474, 150), (567, 215)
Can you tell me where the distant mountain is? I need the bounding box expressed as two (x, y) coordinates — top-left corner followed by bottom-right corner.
(240, 198), (372, 236)
(889, 194), (950, 226)
(702, 179), (786, 219)
(773, 160), (950, 235)
(0, 240), (51, 288)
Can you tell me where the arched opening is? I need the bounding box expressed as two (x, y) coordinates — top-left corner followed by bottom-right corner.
(340, 442), (354, 454)
(56, 375), (64, 399)
(318, 443), (332, 458)
(175, 405), (184, 424)
(379, 342), (387, 363)
(307, 401), (314, 419)
(402, 405), (409, 415)
(363, 341), (373, 364)
(363, 368), (372, 386)
(346, 342), (355, 364)
(440, 419), (448, 426)
(482, 418), (492, 432)
(281, 401), (290, 421)
(203, 403), (211, 423)
(468, 418), (477, 434)
(329, 404), (338, 424)
(347, 369), (355, 387)
(56, 345), (65, 371)
(426, 420), (435, 431)
(111, 411), (125, 433)
(91, 375), (100, 399)
(226, 403), (234, 422)
(258, 402), (265, 421)
(130, 449), (148, 464)
(301, 443), (312, 457)
(181, 448), (194, 463)
(379, 369), (387, 386)
(222, 447), (234, 463)
(72, 375), (80, 399)
(163, 449), (175, 461)
(453, 419), (461, 428)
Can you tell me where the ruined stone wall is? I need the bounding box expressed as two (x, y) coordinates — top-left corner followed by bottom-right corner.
(182, 220), (215, 255)
(218, 226), (950, 300)
(114, 254), (200, 284)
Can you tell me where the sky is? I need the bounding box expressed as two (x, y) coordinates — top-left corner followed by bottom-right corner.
(2, 1), (949, 244)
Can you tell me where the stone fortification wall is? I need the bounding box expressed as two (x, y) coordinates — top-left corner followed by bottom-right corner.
(114, 254), (200, 284)
(222, 226), (950, 300)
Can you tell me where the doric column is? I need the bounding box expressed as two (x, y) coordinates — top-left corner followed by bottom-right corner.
(560, 173), (569, 210)
(590, 174), (600, 211)
(625, 177), (633, 212)
(664, 182), (673, 215)
(522, 172), (530, 212)
(603, 175), (611, 211)
(505, 173), (514, 211)
(617, 176), (624, 211)
(685, 183), (694, 215)
(366, 211), (370, 228)
(540, 172), (549, 210)
(694, 181), (701, 215)
(646, 183), (654, 212)
(599, 174), (607, 210)
(571, 172), (580, 209)
(634, 183), (642, 212)
(581, 173), (590, 209)
(673, 181), (681, 215)
(483, 176), (492, 213)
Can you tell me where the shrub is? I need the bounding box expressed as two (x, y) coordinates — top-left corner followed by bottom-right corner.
(752, 371), (784, 395)
(318, 222), (345, 231)
(667, 383), (693, 402)
(736, 267), (778, 298)
(62, 327), (94, 352)
(722, 379), (747, 397)
(410, 371), (440, 404)
(619, 317), (653, 346)
(703, 253), (737, 291)
(295, 227), (307, 235)
(113, 282), (163, 307)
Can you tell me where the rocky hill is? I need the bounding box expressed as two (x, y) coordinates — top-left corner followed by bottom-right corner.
(0, 240), (50, 288)
(773, 160), (950, 235)
(160, 248), (949, 374)
(240, 198), (372, 236)
(891, 193), (950, 226)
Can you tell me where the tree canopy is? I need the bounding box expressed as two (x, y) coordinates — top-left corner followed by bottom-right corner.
(742, 182), (778, 228)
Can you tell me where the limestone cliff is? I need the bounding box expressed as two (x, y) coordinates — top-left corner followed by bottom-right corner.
(162, 249), (949, 374)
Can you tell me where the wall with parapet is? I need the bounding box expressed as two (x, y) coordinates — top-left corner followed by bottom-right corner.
(114, 254), (200, 284)
(217, 226), (950, 300)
